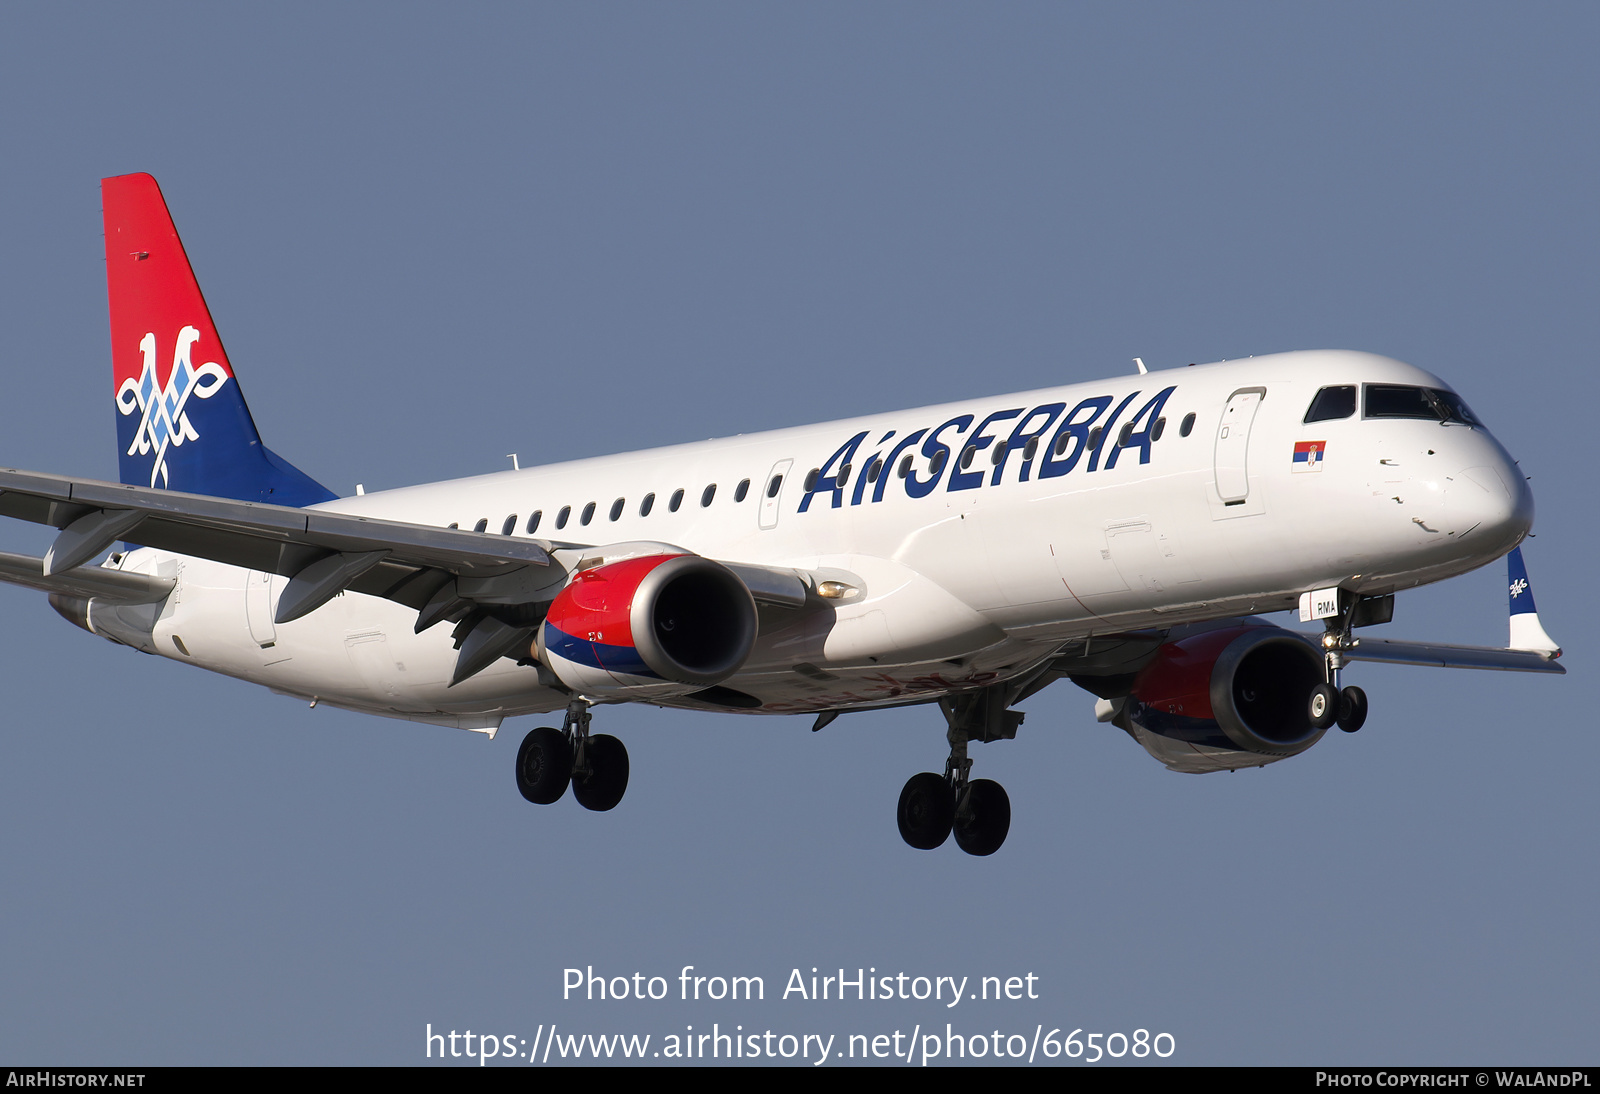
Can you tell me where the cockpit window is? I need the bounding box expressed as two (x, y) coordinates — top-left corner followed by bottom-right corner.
(1304, 385), (1356, 423)
(1364, 384), (1480, 426)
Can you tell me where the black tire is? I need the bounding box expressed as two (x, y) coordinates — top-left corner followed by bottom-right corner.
(572, 734), (630, 812)
(1308, 682), (1340, 731)
(897, 772), (954, 850)
(1337, 685), (1369, 733)
(953, 778), (1011, 857)
(515, 726), (572, 804)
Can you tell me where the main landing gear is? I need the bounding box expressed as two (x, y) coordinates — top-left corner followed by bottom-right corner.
(1318, 602), (1371, 734)
(897, 688), (1019, 856)
(515, 699), (630, 812)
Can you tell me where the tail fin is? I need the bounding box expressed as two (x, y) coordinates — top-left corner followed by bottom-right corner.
(1507, 547), (1561, 656)
(102, 173), (335, 506)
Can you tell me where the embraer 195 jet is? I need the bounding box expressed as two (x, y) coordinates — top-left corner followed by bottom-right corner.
(0, 174), (1563, 855)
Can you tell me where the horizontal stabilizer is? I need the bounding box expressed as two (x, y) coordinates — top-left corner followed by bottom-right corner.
(0, 550), (173, 603)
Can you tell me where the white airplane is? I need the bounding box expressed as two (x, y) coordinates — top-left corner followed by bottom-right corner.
(1, 174), (1563, 856)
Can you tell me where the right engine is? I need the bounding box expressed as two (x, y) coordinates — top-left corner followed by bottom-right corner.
(1114, 621), (1330, 773)
(538, 552), (757, 701)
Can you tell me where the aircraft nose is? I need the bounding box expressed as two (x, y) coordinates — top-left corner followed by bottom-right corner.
(1444, 462), (1533, 550)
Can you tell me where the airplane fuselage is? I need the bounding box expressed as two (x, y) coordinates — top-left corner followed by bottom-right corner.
(88, 349), (1532, 733)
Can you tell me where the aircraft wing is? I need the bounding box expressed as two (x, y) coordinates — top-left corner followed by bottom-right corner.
(0, 467), (819, 685)
(1341, 637), (1565, 674)
(0, 466), (556, 617)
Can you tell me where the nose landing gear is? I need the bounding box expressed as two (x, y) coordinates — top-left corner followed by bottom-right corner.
(514, 699), (630, 812)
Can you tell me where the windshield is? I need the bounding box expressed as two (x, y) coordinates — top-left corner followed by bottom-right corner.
(1363, 384), (1481, 426)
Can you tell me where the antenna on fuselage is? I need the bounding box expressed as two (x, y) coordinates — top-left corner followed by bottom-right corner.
(507, 454), (520, 471)
(1133, 357), (1149, 374)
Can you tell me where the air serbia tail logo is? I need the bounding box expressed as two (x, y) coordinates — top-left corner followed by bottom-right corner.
(115, 326), (231, 487)
(101, 173), (336, 507)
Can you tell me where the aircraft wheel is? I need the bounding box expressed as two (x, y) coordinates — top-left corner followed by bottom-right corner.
(953, 779), (1011, 857)
(897, 772), (954, 850)
(572, 734), (630, 812)
(1308, 682), (1340, 731)
(1337, 685), (1369, 733)
(515, 726), (572, 804)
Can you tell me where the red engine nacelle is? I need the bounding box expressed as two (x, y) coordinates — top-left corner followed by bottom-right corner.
(1119, 621), (1328, 771)
(539, 553), (757, 700)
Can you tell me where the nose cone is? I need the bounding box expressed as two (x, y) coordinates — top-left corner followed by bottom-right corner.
(1445, 461), (1533, 552)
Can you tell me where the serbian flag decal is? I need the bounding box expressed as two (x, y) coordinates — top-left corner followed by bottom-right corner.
(1292, 440), (1326, 472)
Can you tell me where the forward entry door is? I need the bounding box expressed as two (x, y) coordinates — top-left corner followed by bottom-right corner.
(759, 458), (793, 530)
(1213, 387), (1265, 504)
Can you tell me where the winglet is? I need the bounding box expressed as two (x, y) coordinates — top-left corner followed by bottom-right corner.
(1507, 547), (1561, 657)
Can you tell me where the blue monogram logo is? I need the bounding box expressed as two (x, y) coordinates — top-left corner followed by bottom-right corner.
(114, 325), (230, 488)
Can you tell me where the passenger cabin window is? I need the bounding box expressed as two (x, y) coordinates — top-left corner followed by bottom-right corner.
(803, 469), (819, 491)
(1087, 426), (1103, 449)
(609, 498), (624, 521)
(473, 518), (488, 533)
(960, 445), (976, 469)
(929, 449), (947, 474)
(669, 489), (684, 512)
(640, 493), (655, 516)
(501, 515), (517, 535)
(556, 506), (571, 530)
(1023, 437), (1039, 461)
(867, 459), (882, 483)
(1179, 413), (1196, 437)
(1116, 422), (1133, 447)
(701, 484), (716, 507)
(898, 456), (911, 479)
(581, 502), (596, 526)
(1363, 384), (1480, 426)
(734, 479), (750, 502)
(1304, 385), (1357, 423)
(1151, 417), (1166, 441)
(767, 474), (783, 497)
(990, 441), (1007, 466)
(526, 511), (542, 534)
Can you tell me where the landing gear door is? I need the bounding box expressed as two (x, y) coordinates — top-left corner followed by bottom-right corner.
(759, 458), (793, 530)
(1213, 387), (1265, 504)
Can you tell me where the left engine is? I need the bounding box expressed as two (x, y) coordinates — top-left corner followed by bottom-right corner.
(1112, 621), (1331, 773)
(539, 552), (758, 700)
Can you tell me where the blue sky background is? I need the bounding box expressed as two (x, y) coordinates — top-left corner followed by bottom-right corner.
(0, 3), (1593, 1065)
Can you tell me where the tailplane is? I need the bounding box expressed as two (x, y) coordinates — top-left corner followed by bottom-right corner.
(102, 173), (335, 506)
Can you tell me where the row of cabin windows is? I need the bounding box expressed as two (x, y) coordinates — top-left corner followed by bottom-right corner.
(448, 410), (1204, 532)
(799, 414), (1192, 491)
(449, 477), (762, 536)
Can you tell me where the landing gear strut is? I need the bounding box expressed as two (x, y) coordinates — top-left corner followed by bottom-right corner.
(515, 699), (630, 811)
(1320, 599), (1372, 735)
(896, 687), (1019, 856)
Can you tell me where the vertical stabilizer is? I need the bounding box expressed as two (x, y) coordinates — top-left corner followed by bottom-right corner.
(103, 173), (335, 506)
(1507, 547), (1561, 656)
